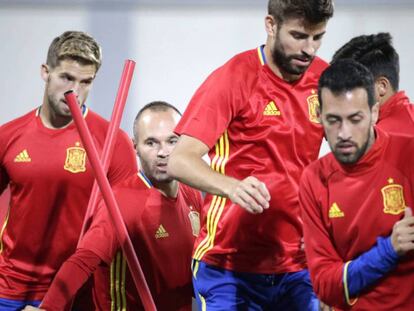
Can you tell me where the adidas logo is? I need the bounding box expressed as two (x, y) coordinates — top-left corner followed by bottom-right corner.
(155, 225), (169, 239)
(329, 202), (344, 218)
(14, 149), (31, 162)
(263, 101), (281, 116)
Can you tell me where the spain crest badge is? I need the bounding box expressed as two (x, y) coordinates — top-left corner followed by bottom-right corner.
(188, 210), (200, 237)
(307, 90), (320, 124)
(381, 178), (406, 215)
(64, 142), (87, 173)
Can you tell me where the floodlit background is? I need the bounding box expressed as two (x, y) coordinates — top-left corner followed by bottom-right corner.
(1, 0), (413, 156)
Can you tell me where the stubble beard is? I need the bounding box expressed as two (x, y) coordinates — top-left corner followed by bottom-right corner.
(271, 31), (313, 76)
(333, 127), (373, 165)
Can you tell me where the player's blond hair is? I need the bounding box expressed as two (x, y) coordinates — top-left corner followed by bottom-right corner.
(46, 31), (102, 71)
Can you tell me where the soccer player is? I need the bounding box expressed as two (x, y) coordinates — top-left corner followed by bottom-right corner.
(0, 31), (137, 310)
(167, 0), (334, 309)
(332, 32), (414, 135)
(23, 102), (203, 311)
(300, 59), (414, 310)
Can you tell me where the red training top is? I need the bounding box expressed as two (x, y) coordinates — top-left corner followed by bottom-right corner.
(175, 46), (328, 274)
(42, 172), (202, 311)
(0, 107), (137, 300)
(300, 129), (414, 310)
(376, 91), (414, 136)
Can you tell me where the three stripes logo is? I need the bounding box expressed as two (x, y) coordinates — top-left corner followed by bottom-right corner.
(263, 101), (281, 116)
(155, 225), (169, 239)
(329, 202), (345, 218)
(14, 149), (31, 162)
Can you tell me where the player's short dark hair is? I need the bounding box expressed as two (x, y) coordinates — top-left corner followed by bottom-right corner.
(46, 31), (102, 71)
(318, 59), (376, 111)
(268, 0), (334, 24)
(133, 101), (181, 137)
(331, 32), (399, 91)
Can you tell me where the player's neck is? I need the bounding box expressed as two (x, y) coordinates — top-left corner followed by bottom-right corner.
(39, 101), (73, 129)
(263, 44), (302, 83)
(155, 180), (179, 198)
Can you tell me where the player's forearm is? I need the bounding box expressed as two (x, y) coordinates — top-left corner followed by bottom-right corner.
(41, 249), (101, 310)
(168, 149), (238, 197)
(344, 236), (398, 298)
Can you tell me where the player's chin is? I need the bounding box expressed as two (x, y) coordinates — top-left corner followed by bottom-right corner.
(58, 103), (72, 116)
(334, 152), (358, 164)
(290, 64), (309, 75)
(153, 173), (173, 183)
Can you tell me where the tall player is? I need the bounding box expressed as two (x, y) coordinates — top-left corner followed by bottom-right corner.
(300, 60), (414, 310)
(332, 32), (414, 135)
(24, 102), (202, 311)
(0, 31), (137, 310)
(167, 0), (334, 309)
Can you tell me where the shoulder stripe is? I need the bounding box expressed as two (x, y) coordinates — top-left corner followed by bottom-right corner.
(343, 261), (358, 306)
(83, 106), (89, 118)
(138, 171), (152, 189)
(193, 131), (229, 260)
(257, 45), (266, 66)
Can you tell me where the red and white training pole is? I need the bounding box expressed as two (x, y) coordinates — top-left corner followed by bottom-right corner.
(65, 91), (156, 311)
(78, 59), (136, 243)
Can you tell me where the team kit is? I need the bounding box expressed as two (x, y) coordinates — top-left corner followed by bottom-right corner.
(0, 1), (413, 310)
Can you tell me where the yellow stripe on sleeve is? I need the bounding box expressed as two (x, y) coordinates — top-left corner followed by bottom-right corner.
(121, 255), (127, 311)
(193, 131), (229, 261)
(199, 293), (207, 311)
(343, 261), (358, 306)
(110, 259), (115, 311)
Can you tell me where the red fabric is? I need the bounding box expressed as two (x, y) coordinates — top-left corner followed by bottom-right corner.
(0, 187), (10, 226)
(175, 47), (327, 274)
(80, 174), (202, 310)
(41, 249), (101, 311)
(377, 91), (414, 136)
(300, 129), (414, 310)
(0, 108), (137, 301)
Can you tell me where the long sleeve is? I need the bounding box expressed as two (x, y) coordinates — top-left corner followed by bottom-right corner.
(299, 168), (347, 308)
(41, 249), (102, 311)
(300, 168), (400, 309)
(345, 236), (398, 298)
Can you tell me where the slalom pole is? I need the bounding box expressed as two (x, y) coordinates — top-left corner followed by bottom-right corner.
(78, 59), (136, 243)
(66, 91), (156, 311)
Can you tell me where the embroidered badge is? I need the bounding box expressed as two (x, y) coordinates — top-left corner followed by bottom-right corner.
(64, 142), (86, 173)
(307, 90), (320, 124)
(381, 178), (406, 215)
(188, 210), (201, 237)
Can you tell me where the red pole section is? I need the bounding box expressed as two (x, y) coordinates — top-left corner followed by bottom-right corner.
(65, 91), (156, 311)
(78, 60), (136, 242)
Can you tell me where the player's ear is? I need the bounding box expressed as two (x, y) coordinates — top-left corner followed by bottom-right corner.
(371, 102), (380, 125)
(132, 137), (138, 152)
(265, 15), (278, 38)
(41, 64), (50, 83)
(375, 77), (390, 100)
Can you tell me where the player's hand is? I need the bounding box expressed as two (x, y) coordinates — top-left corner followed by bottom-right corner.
(391, 207), (414, 256)
(22, 306), (45, 311)
(227, 176), (270, 213)
(319, 301), (333, 311)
